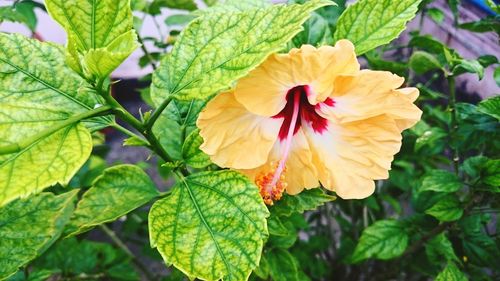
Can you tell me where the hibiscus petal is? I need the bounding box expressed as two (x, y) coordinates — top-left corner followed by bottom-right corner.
(318, 70), (422, 130)
(240, 129), (319, 195)
(197, 91), (282, 169)
(303, 116), (403, 199)
(234, 40), (359, 117)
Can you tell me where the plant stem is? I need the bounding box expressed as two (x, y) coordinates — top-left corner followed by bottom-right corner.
(112, 123), (150, 144)
(145, 95), (173, 130)
(137, 35), (157, 70)
(0, 105), (112, 155)
(97, 84), (174, 163)
(447, 76), (460, 174)
(99, 225), (156, 281)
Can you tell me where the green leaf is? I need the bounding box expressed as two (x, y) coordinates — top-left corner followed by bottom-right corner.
(267, 215), (289, 237)
(427, 7), (444, 23)
(420, 170), (462, 193)
(435, 263), (468, 281)
(351, 220), (409, 262)
(65, 165), (159, 237)
(271, 189), (335, 217)
(81, 30), (139, 78)
(149, 170), (269, 281)
(46, 0), (139, 79)
(291, 12), (333, 47)
(0, 191), (78, 280)
(266, 249), (301, 281)
(165, 14), (196, 26)
(0, 34), (111, 206)
(153, 99), (207, 160)
(463, 156), (500, 191)
(334, 0), (421, 55)
(477, 54), (498, 68)
(425, 196), (463, 222)
(478, 95), (500, 121)
(267, 220), (297, 249)
(452, 59), (484, 80)
(425, 233), (459, 263)
(150, 0), (198, 13)
(182, 129), (212, 169)
(459, 16), (500, 34)
(151, 0), (333, 104)
(196, 0), (270, 15)
(409, 51), (443, 74)
(460, 215), (500, 267)
(494, 66), (500, 87)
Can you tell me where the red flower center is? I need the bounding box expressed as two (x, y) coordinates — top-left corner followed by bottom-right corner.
(273, 85), (334, 141)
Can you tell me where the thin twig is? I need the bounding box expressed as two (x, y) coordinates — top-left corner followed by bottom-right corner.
(99, 225), (156, 281)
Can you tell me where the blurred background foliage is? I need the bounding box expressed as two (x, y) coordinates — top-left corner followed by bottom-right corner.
(1, 0), (499, 280)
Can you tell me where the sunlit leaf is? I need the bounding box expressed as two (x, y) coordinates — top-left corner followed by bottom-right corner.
(334, 0), (421, 55)
(65, 165), (159, 237)
(149, 171), (269, 281)
(151, 0), (333, 103)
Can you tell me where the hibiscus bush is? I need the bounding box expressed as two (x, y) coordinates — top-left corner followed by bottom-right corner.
(0, 0), (499, 280)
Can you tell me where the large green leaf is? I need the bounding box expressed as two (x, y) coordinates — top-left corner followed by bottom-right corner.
(0, 191), (78, 280)
(151, 0), (333, 104)
(425, 233), (459, 263)
(334, 0), (421, 55)
(46, 0), (139, 79)
(149, 171), (269, 281)
(0, 33), (110, 206)
(351, 220), (409, 262)
(65, 165), (159, 237)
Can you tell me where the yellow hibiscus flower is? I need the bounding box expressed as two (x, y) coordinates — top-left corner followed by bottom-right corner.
(197, 40), (422, 204)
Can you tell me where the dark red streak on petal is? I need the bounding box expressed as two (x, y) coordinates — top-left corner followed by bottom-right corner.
(273, 85), (335, 141)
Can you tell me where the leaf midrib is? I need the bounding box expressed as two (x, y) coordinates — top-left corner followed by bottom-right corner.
(179, 176), (232, 278)
(0, 57), (92, 111)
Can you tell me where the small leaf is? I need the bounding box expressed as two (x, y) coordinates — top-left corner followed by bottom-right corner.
(150, 0), (197, 13)
(291, 12), (333, 47)
(494, 66), (500, 87)
(65, 165), (159, 237)
(460, 215), (500, 267)
(459, 16), (500, 34)
(0, 191), (78, 279)
(165, 14), (196, 26)
(182, 129), (212, 168)
(351, 220), (409, 262)
(435, 263), (468, 281)
(149, 170), (269, 281)
(267, 215), (289, 237)
(420, 170), (462, 193)
(425, 196), (463, 222)
(409, 51), (442, 74)
(271, 189), (336, 217)
(151, 0), (333, 103)
(452, 59), (484, 80)
(427, 8), (444, 23)
(266, 249), (301, 281)
(477, 54), (498, 68)
(425, 233), (459, 263)
(478, 95), (500, 121)
(334, 0), (422, 55)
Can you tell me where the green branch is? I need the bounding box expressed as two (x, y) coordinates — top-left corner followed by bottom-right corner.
(0, 105), (112, 155)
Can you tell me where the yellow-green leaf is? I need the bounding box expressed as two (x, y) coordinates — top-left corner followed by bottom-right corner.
(64, 165), (159, 237)
(151, 0), (333, 104)
(149, 171), (269, 281)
